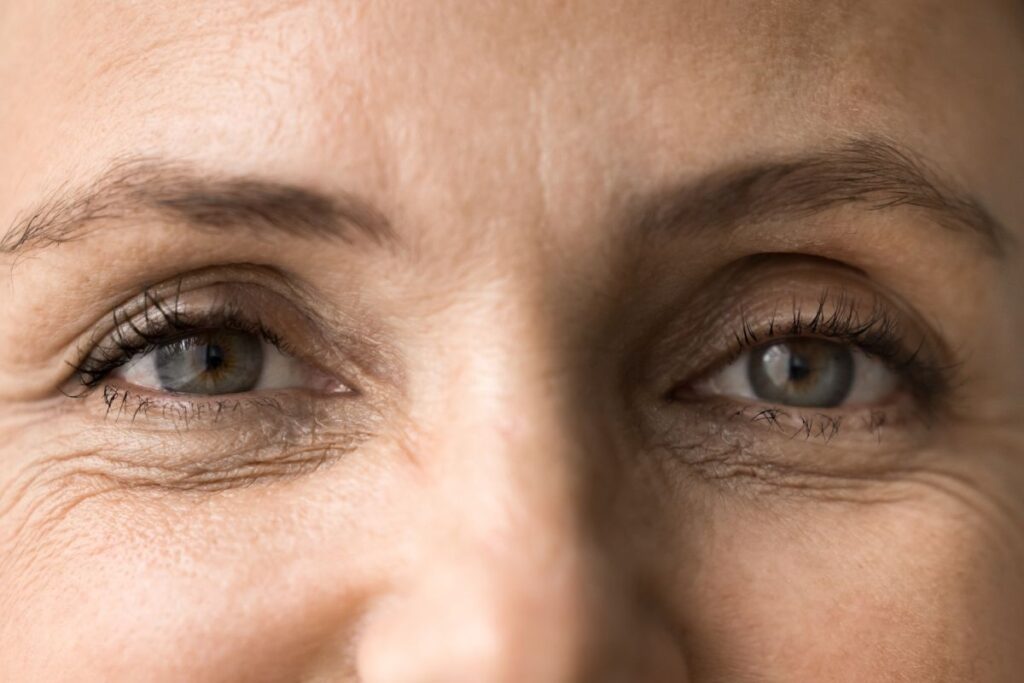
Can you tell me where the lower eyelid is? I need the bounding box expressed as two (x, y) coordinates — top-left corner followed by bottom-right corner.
(645, 397), (935, 492)
(62, 384), (377, 490)
(69, 381), (374, 446)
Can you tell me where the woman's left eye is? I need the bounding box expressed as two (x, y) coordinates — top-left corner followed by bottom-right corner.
(697, 337), (899, 408)
(114, 329), (339, 396)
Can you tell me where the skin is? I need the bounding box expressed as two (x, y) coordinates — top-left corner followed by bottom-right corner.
(1, 0), (1023, 680)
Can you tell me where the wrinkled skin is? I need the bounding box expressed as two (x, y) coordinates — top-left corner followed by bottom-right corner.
(1, 1), (1023, 681)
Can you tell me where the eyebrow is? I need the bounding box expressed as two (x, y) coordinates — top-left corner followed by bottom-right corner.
(627, 136), (1010, 256)
(0, 157), (394, 255)
(0, 137), (1010, 258)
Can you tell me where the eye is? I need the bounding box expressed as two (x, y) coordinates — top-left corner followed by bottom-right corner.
(698, 337), (898, 408)
(114, 329), (340, 396)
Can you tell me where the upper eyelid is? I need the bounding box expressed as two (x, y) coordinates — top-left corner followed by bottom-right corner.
(67, 281), (325, 391)
(721, 318), (948, 414)
(59, 267), (402, 403)
(738, 307), (942, 371)
(650, 280), (955, 408)
(69, 310), (271, 392)
(69, 265), (324, 349)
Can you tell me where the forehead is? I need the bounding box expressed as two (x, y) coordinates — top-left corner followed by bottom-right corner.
(0, 1), (1022, 240)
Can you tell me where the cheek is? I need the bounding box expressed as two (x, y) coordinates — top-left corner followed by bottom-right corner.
(0, 469), (393, 683)
(675, 495), (1024, 680)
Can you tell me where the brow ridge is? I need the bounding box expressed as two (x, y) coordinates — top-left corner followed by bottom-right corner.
(629, 136), (1010, 256)
(2, 138), (1010, 258)
(0, 157), (394, 255)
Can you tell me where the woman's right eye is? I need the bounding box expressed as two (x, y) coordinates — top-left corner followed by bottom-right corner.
(114, 329), (347, 396)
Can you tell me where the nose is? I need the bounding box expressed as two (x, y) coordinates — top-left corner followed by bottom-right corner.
(355, 349), (689, 682)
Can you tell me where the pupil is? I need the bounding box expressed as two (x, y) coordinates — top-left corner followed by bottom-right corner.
(789, 353), (812, 382)
(205, 344), (226, 372)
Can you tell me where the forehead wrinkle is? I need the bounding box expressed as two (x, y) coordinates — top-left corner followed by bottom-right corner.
(1, 0), (1021, 269)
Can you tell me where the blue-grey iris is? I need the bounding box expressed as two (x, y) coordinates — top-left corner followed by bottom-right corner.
(154, 330), (263, 394)
(747, 338), (854, 407)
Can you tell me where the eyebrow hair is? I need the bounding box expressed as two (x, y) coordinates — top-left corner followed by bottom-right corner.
(627, 136), (1010, 256)
(0, 137), (1010, 259)
(0, 157), (394, 255)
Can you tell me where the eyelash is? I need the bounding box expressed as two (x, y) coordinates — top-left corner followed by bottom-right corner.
(709, 290), (953, 411)
(70, 284), (954, 433)
(67, 291), (286, 395)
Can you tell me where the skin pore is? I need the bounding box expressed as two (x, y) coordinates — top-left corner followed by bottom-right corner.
(1, 0), (1023, 680)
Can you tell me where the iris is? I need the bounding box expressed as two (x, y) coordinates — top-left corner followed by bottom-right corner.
(154, 330), (264, 394)
(747, 339), (854, 408)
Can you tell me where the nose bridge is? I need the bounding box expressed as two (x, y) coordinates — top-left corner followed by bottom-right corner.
(355, 312), (688, 682)
(426, 286), (609, 543)
(430, 311), (612, 600)
(429, 324), (607, 631)
(358, 382), (617, 683)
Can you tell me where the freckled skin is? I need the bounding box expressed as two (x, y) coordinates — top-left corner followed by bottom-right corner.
(0, 1), (1023, 681)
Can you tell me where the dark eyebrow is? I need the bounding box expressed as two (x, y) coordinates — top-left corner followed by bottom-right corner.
(627, 136), (1011, 256)
(0, 157), (394, 255)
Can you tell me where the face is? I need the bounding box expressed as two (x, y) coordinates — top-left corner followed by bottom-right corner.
(1, 1), (1023, 680)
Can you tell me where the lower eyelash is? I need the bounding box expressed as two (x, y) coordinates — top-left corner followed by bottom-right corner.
(67, 386), (363, 489)
(96, 385), (288, 425)
(734, 404), (893, 442)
